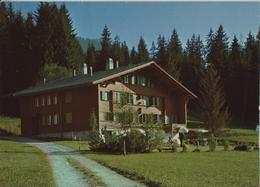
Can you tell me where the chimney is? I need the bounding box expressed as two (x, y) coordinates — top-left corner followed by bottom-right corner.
(83, 63), (88, 75)
(106, 58), (114, 70)
(73, 69), (76, 77)
(116, 60), (119, 68)
(90, 66), (93, 76)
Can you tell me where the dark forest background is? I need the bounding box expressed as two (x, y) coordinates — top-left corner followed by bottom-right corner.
(0, 2), (259, 129)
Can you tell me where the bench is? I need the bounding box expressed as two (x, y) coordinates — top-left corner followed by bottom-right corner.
(158, 146), (176, 152)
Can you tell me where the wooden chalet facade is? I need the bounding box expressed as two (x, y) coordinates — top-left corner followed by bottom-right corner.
(14, 60), (197, 138)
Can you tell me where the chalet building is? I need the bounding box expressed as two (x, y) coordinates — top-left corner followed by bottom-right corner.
(14, 59), (197, 138)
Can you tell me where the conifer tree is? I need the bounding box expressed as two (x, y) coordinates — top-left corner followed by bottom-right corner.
(207, 25), (228, 71)
(181, 34), (204, 94)
(150, 41), (156, 61)
(137, 36), (149, 63)
(23, 13), (37, 87)
(57, 4), (84, 70)
(120, 41), (130, 66)
(130, 47), (138, 64)
(199, 65), (229, 134)
(155, 35), (167, 69)
(111, 35), (121, 63)
(97, 25), (111, 70)
(85, 43), (96, 69)
(0, 2), (8, 112)
(167, 29), (182, 80)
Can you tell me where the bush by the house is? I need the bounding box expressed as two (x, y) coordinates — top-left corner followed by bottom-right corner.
(234, 144), (252, 151)
(223, 139), (229, 151)
(88, 128), (163, 153)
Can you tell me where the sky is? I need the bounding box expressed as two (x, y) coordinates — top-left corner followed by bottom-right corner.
(13, 2), (260, 49)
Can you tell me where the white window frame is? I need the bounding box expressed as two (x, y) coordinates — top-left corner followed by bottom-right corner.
(47, 115), (52, 125)
(53, 114), (59, 125)
(65, 112), (72, 124)
(100, 91), (109, 101)
(35, 97), (39, 107)
(47, 95), (51, 105)
(41, 96), (45, 106)
(131, 75), (135, 84)
(123, 75), (129, 84)
(53, 95), (58, 105)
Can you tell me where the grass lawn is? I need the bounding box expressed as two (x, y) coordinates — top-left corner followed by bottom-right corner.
(53, 140), (259, 187)
(217, 128), (258, 144)
(0, 139), (55, 187)
(85, 150), (259, 187)
(0, 116), (21, 135)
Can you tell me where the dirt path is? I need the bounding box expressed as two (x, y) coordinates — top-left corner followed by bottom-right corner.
(1, 136), (145, 187)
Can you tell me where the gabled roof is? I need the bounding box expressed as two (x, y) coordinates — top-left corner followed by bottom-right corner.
(14, 61), (197, 98)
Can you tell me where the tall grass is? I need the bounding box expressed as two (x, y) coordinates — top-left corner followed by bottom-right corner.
(0, 116), (21, 135)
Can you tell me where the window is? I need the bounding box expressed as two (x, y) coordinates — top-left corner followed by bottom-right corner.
(113, 113), (119, 122)
(42, 115), (45, 125)
(147, 79), (151, 87)
(53, 114), (59, 125)
(131, 75), (135, 84)
(156, 97), (161, 107)
(53, 95), (58, 105)
(41, 96), (45, 106)
(65, 112), (72, 124)
(47, 115), (52, 125)
(128, 94), (134, 104)
(100, 91), (109, 101)
(47, 95), (51, 105)
(137, 76), (146, 86)
(143, 96), (149, 106)
(35, 97), (39, 107)
(103, 112), (113, 121)
(123, 75), (129, 84)
(65, 93), (72, 103)
(115, 92), (122, 104)
(164, 115), (173, 124)
(153, 114), (161, 123)
(140, 76), (146, 86)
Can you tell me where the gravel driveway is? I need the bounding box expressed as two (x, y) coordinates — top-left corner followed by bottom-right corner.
(1, 136), (145, 187)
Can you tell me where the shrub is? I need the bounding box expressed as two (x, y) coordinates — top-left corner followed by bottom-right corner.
(182, 143), (188, 152)
(89, 128), (163, 153)
(145, 129), (164, 152)
(223, 139), (229, 151)
(234, 144), (252, 151)
(171, 143), (178, 152)
(88, 130), (103, 151)
(125, 129), (146, 153)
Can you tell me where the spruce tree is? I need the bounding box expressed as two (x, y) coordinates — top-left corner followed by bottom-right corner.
(85, 43), (96, 69)
(120, 41), (130, 66)
(137, 36), (149, 63)
(199, 65), (229, 134)
(130, 47), (138, 64)
(149, 41), (156, 61)
(167, 29), (182, 80)
(181, 34), (204, 95)
(155, 35), (167, 69)
(208, 25), (228, 71)
(57, 4), (84, 70)
(23, 13), (37, 87)
(0, 2), (8, 113)
(97, 25), (111, 71)
(111, 35), (121, 63)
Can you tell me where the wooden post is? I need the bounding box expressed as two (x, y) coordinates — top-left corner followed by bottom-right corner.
(123, 139), (126, 156)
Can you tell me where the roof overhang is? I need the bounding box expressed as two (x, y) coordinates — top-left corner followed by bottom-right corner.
(93, 61), (197, 99)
